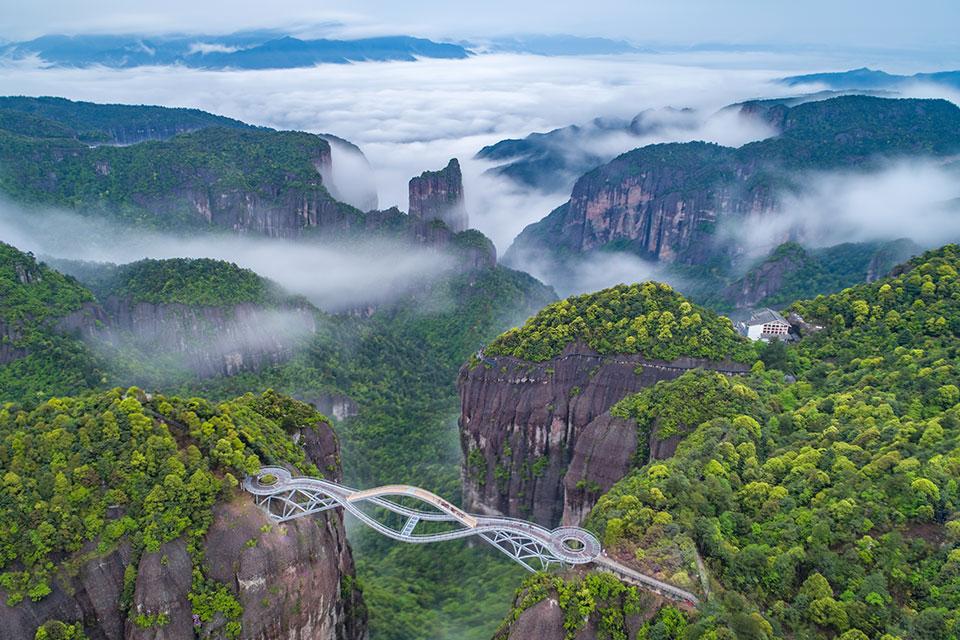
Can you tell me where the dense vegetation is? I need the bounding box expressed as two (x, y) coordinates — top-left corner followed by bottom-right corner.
(83, 257), (294, 307)
(0, 387), (329, 633)
(144, 264), (556, 639)
(494, 572), (674, 640)
(601, 97), (960, 190)
(553, 244), (960, 639)
(0, 96), (252, 144)
(0, 243), (105, 402)
(0, 234), (554, 639)
(508, 96), (960, 304)
(714, 240), (919, 311)
(0, 113), (358, 229)
(485, 282), (755, 363)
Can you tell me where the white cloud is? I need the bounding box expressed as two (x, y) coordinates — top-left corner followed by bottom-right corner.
(728, 160), (960, 258)
(187, 42), (241, 55)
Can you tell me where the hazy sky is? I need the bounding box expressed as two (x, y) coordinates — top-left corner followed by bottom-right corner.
(1, 0), (958, 54)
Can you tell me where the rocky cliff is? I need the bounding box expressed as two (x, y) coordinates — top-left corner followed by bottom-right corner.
(97, 296), (317, 379)
(505, 96), (960, 278)
(0, 416), (366, 640)
(505, 142), (773, 268)
(459, 342), (750, 526)
(0, 318), (28, 365)
(408, 158), (469, 233)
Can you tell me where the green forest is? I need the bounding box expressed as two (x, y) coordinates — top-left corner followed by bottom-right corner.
(485, 282), (756, 362)
(0, 237), (556, 639)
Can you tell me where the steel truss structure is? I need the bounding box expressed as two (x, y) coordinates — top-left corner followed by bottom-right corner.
(244, 467), (601, 572)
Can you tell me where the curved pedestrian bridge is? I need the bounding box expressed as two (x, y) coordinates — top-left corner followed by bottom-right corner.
(244, 467), (700, 606)
(244, 466), (600, 571)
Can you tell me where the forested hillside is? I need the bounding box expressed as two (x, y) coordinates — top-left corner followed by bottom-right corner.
(0, 243), (105, 401)
(485, 281), (756, 362)
(0, 388), (366, 638)
(499, 245), (960, 639)
(0, 95), (253, 144)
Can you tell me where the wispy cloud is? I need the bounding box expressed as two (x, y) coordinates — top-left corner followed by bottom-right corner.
(0, 200), (454, 312)
(730, 160), (960, 257)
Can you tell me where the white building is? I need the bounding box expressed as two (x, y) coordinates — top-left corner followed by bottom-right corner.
(742, 308), (792, 342)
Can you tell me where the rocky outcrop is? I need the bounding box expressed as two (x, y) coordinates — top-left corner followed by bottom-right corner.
(96, 298), (317, 379)
(409, 159), (468, 233)
(723, 243), (809, 309)
(561, 412), (687, 525)
(0, 319), (28, 365)
(0, 542), (132, 640)
(296, 392), (360, 422)
(504, 141), (778, 270)
(459, 343), (750, 526)
(126, 540), (194, 640)
(0, 424), (366, 640)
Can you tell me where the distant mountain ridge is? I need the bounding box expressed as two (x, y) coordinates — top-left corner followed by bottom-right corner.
(1, 32), (471, 69)
(781, 66), (960, 91)
(476, 107), (699, 192)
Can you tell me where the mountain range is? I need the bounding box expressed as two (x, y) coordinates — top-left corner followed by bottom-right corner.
(782, 66), (960, 91)
(0, 32), (471, 69)
(503, 95), (960, 304)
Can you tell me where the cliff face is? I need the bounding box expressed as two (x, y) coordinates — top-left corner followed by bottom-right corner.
(505, 141), (778, 269)
(492, 576), (662, 640)
(97, 297), (317, 379)
(409, 158), (469, 233)
(0, 425), (366, 640)
(458, 342), (749, 526)
(0, 319), (27, 365)
(723, 243), (809, 309)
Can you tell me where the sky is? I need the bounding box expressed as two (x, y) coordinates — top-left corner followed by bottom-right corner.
(1, 0), (959, 57)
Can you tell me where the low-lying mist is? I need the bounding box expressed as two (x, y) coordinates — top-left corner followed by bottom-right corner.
(728, 160), (960, 261)
(91, 305), (318, 386)
(0, 201), (454, 313)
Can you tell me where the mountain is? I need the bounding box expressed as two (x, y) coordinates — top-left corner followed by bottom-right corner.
(0, 246), (325, 397)
(0, 387), (366, 639)
(0, 96), (379, 210)
(476, 107), (699, 193)
(782, 66), (960, 91)
(62, 257), (319, 381)
(492, 243), (960, 639)
(459, 283), (754, 526)
(505, 96), (960, 287)
(0, 97), (503, 279)
(0, 33), (471, 69)
(0, 236), (556, 638)
(0, 242), (106, 401)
